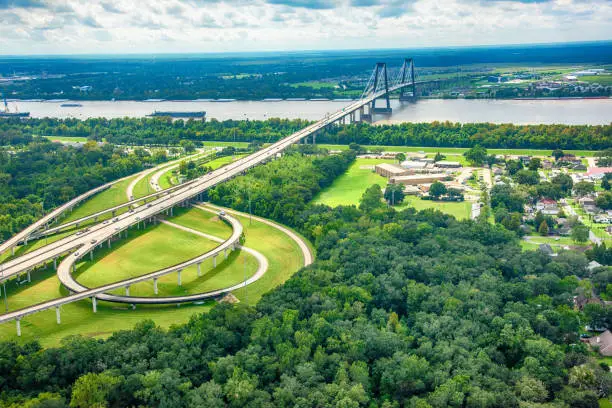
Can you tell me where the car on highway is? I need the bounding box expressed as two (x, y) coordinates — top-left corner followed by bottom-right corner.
(90, 239), (97, 244)
(74, 252), (79, 257)
(219, 211), (226, 216)
(113, 218), (119, 222)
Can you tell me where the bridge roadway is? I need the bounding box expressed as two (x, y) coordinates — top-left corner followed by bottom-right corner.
(0, 81), (414, 285)
(0, 213), (249, 330)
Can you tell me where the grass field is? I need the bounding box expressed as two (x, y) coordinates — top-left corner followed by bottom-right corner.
(75, 222), (257, 298)
(313, 158), (392, 207)
(59, 175), (137, 225)
(42, 135), (88, 143)
(396, 196), (472, 220)
(520, 236), (577, 251)
(290, 81), (337, 89)
(318, 144), (600, 157)
(201, 141), (250, 148)
(0, 206), (304, 346)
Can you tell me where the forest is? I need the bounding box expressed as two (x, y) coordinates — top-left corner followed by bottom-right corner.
(0, 139), (166, 240)
(1, 117), (610, 150)
(0, 149), (610, 407)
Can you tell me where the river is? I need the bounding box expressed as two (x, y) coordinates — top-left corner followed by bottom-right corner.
(9, 98), (611, 125)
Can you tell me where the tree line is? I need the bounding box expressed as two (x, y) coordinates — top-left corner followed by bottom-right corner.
(1, 117), (610, 150)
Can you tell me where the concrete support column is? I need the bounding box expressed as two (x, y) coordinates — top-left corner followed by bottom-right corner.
(197, 263), (201, 277)
(72, 263), (76, 273)
(11, 247), (14, 256)
(170, 207), (173, 216)
(107, 239), (111, 249)
(213, 256), (217, 268)
(112, 210), (116, 217)
(153, 278), (158, 295)
(56, 306), (61, 324)
(16, 319), (21, 337)
(92, 297), (97, 313)
(224, 249), (228, 259)
(177, 270), (182, 286)
(27, 271), (31, 283)
(125, 286), (130, 296)
(53, 258), (57, 270)
(90, 251), (93, 261)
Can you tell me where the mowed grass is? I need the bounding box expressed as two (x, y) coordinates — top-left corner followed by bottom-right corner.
(318, 144), (600, 157)
(59, 175), (137, 225)
(42, 135), (88, 143)
(201, 141), (250, 148)
(173, 206), (304, 305)
(75, 221), (257, 298)
(396, 196), (472, 220)
(313, 158), (393, 207)
(0, 206), (304, 346)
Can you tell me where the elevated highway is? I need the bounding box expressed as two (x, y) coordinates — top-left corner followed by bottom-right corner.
(0, 77), (417, 286)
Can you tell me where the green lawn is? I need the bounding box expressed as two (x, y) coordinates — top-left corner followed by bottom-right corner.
(313, 158), (393, 207)
(290, 81), (337, 89)
(318, 144), (600, 157)
(59, 175), (137, 225)
(396, 196), (472, 220)
(42, 135), (88, 143)
(579, 75), (612, 85)
(0, 206), (304, 346)
(520, 236), (578, 251)
(184, 206), (305, 306)
(75, 222), (257, 298)
(201, 141), (250, 148)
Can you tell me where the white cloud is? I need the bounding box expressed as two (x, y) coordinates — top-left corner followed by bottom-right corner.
(0, 0), (610, 54)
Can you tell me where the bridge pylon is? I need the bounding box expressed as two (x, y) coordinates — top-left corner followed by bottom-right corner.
(399, 58), (417, 102)
(371, 63), (392, 115)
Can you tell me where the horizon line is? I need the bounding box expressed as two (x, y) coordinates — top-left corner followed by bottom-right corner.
(1, 39), (610, 59)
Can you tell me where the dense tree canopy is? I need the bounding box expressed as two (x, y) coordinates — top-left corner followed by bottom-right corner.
(1, 149), (610, 407)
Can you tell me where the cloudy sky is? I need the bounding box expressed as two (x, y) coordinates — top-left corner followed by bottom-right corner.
(0, 0), (610, 55)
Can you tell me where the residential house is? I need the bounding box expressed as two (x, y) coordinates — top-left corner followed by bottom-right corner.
(536, 199), (559, 216)
(588, 330), (612, 357)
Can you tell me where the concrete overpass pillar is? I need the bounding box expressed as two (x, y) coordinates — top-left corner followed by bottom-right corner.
(16, 319), (21, 337)
(92, 297), (97, 313)
(125, 286), (130, 296)
(213, 256), (217, 268)
(224, 249), (228, 260)
(27, 271), (30, 283)
(153, 278), (158, 295)
(170, 207), (173, 216)
(90, 252), (93, 261)
(11, 247), (14, 256)
(56, 306), (61, 324)
(72, 263), (76, 273)
(177, 270), (182, 286)
(197, 263), (201, 277)
(112, 210), (116, 217)
(107, 239), (111, 249)
(53, 258), (57, 270)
